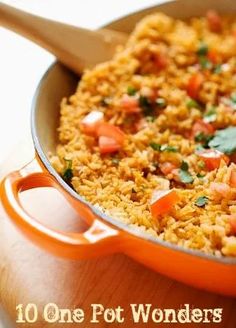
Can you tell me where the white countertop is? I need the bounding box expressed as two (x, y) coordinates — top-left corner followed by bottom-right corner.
(0, 0), (160, 164)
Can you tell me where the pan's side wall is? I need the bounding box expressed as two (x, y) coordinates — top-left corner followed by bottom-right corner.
(32, 63), (77, 157)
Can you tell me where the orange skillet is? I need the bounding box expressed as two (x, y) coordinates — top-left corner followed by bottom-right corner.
(1, 0), (236, 296)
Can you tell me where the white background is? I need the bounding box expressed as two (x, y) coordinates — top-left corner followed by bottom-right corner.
(0, 0), (161, 164)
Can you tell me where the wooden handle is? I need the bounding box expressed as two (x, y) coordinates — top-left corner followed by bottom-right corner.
(0, 3), (127, 74)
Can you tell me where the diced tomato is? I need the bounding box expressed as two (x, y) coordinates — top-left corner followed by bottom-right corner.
(150, 189), (179, 218)
(207, 49), (220, 64)
(160, 162), (177, 176)
(210, 182), (231, 198)
(228, 215), (236, 234)
(206, 10), (222, 33)
(96, 122), (125, 145)
(98, 136), (121, 154)
(191, 119), (215, 139)
(80, 111), (104, 135)
(120, 94), (141, 113)
(230, 170), (236, 187)
(155, 52), (168, 70)
(197, 149), (230, 171)
(187, 73), (204, 99)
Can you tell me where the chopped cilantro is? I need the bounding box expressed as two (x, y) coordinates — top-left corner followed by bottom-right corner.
(139, 95), (154, 116)
(155, 98), (166, 108)
(194, 132), (213, 148)
(179, 161), (194, 184)
(196, 173), (205, 178)
(213, 64), (222, 74)
(146, 116), (155, 122)
(194, 132), (212, 143)
(161, 145), (178, 152)
(197, 43), (208, 56)
(179, 170), (194, 184)
(186, 98), (201, 109)
(112, 158), (120, 165)
(203, 106), (217, 123)
(149, 143), (178, 152)
(62, 159), (73, 184)
(231, 93), (236, 104)
(208, 126), (236, 155)
(195, 196), (208, 207)
(150, 142), (161, 151)
(199, 56), (213, 70)
(198, 160), (205, 169)
(180, 161), (189, 171)
(127, 86), (137, 96)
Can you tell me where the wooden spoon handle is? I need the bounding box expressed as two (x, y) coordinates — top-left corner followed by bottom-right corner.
(0, 3), (127, 74)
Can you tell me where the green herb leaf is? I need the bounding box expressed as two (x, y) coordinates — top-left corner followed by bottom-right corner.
(195, 196), (208, 207)
(150, 143), (178, 152)
(199, 56), (213, 70)
(203, 106), (217, 123)
(231, 93), (236, 104)
(180, 161), (189, 171)
(179, 170), (194, 184)
(197, 43), (208, 56)
(112, 158), (120, 165)
(139, 95), (154, 116)
(127, 86), (137, 96)
(196, 173), (205, 178)
(213, 64), (222, 74)
(160, 145), (178, 152)
(179, 161), (194, 184)
(194, 132), (213, 146)
(155, 98), (166, 108)
(198, 160), (205, 169)
(208, 126), (236, 155)
(186, 98), (201, 109)
(146, 116), (155, 122)
(150, 142), (161, 151)
(62, 159), (73, 183)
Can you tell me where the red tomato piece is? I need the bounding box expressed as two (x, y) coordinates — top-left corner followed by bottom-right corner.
(98, 136), (121, 154)
(120, 94), (141, 113)
(150, 189), (179, 218)
(97, 122), (125, 145)
(191, 119), (215, 139)
(160, 162), (177, 176)
(197, 149), (229, 171)
(80, 111), (104, 135)
(206, 10), (222, 33)
(187, 73), (204, 99)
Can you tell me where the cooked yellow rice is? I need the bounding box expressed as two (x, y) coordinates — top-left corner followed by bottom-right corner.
(50, 12), (236, 257)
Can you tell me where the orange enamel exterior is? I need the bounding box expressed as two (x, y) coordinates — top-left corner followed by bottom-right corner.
(1, 0), (236, 297)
